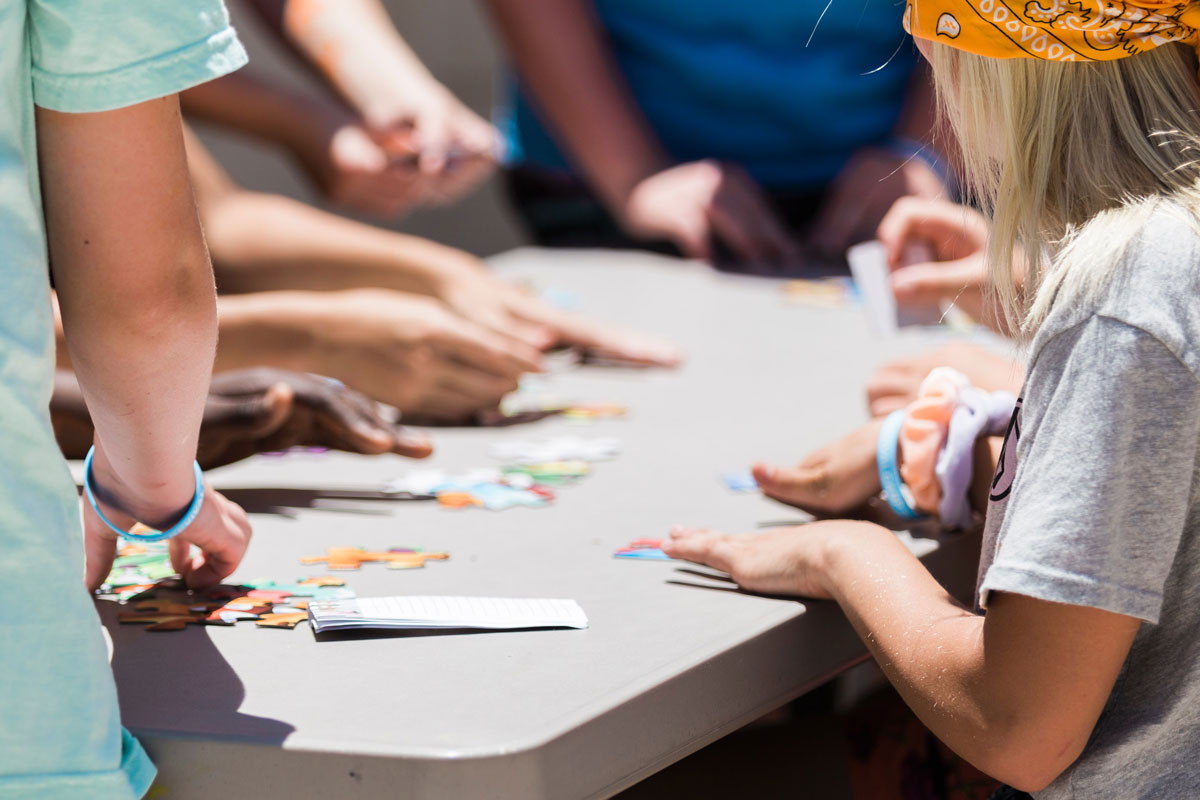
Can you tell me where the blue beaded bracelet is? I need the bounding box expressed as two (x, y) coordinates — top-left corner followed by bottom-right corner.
(877, 409), (922, 521)
(83, 447), (204, 542)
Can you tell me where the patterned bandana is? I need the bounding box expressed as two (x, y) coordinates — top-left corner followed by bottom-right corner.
(904, 0), (1200, 61)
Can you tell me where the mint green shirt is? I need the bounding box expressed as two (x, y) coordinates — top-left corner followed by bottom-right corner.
(0, 4), (245, 798)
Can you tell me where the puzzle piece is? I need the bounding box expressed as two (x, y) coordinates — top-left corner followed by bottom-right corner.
(781, 277), (859, 308)
(119, 600), (225, 632)
(255, 611), (309, 629)
(720, 470), (759, 493)
(561, 403), (627, 421)
(502, 460), (590, 484)
(614, 538), (674, 561)
(240, 577), (355, 601)
(300, 547), (449, 571)
(100, 540), (176, 595)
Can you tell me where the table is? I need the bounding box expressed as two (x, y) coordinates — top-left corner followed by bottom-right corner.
(100, 249), (992, 799)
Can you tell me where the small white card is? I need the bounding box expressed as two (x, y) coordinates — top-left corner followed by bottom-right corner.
(308, 596), (589, 634)
(847, 240), (943, 337)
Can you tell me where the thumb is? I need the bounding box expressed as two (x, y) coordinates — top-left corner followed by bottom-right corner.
(331, 125), (389, 173)
(84, 530), (119, 592)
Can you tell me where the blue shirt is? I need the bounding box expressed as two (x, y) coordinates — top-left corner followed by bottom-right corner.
(0, 3), (245, 798)
(501, 0), (917, 189)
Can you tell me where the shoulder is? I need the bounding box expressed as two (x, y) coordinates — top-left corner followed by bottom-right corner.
(1035, 206), (1200, 379)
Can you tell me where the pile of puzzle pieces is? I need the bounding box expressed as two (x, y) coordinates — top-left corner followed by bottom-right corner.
(116, 575), (354, 631)
(382, 436), (620, 512)
(100, 542), (450, 632)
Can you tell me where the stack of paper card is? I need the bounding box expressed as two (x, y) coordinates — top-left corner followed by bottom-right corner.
(308, 596), (589, 634)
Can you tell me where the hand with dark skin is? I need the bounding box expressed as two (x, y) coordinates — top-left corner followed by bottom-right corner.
(52, 368), (433, 471)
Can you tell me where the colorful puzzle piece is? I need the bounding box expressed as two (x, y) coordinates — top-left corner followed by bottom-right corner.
(255, 611), (309, 629)
(721, 470), (759, 493)
(300, 547), (449, 571)
(781, 277), (860, 308)
(561, 403), (628, 421)
(502, 460), (590, 485)
(614, 539), (674, 561)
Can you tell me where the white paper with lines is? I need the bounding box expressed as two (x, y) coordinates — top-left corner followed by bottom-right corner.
(308, 596), (589, 634)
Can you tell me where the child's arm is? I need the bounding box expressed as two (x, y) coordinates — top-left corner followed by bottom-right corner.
(187, 130), (681, 366)
(41, 97), (211, 521)
(40, 96), (251, 588)
(663, 523), (1139, 792)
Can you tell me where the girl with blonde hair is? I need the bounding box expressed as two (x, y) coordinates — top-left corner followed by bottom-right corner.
(666, 1), (1200, 796)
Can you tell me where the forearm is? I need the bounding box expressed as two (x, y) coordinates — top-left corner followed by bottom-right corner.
(820, 527), (1074, 788)
(276, 0), (445, 126)
(205, 190), (465, 296)
(40, 99), (214, 520)
(215, 292), (331, 374)
(182, 71), (346, 161)
(822, 530), (993, 750)
(485, 0), (670, 210)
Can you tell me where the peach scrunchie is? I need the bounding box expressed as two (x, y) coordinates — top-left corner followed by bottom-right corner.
(898, 367), (970, 513)
(904, 0), (1200, 63)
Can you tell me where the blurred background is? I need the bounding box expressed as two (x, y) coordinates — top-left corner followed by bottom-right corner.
(194, 0), (524, 257)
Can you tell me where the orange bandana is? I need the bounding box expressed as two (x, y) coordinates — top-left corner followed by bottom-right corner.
(904, 0), (1200, 61)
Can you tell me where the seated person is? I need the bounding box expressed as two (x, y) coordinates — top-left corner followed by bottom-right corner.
(668, 11), (1200, 792)
(485, 0), (953, 266)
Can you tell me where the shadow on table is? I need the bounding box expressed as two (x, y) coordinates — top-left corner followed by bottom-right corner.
(97, 600), (295, 746)
(216, 487), (434, 517)
(314, 625), (582, 642)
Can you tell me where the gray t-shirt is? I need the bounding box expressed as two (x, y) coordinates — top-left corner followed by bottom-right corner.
(979, 208), (1200, 799)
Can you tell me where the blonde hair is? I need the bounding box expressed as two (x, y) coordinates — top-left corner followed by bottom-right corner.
(929, 42), (1200, 335)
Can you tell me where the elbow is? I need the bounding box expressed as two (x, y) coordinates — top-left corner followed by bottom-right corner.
(119, 255), (218, 337)
(975, 728), (1087, 793)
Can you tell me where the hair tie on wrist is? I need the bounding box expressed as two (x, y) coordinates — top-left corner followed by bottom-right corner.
(878, 409), (922, 520)
(83, 447), (204, 542)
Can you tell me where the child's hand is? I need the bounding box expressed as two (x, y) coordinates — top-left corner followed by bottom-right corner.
(866, 342), (1024, 417)
(663, 521), (887, 598)
(501, 290), (684, 367)
(167, 487), (252, 589)
(751, 418), (884, 515)
(83, 484), (252, 591)
(621, 160), (802, 267)
(309, 290), (542, 422)
(875, 198), (993, 326)
(809, 148), (949, 258)
(430, 255), (683, 367)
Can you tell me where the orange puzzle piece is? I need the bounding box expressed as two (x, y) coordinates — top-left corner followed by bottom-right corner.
(300, 547), (450, 570)
(255, 611), (309, 629)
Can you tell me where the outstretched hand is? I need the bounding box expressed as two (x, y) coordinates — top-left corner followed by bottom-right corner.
(751, 418), (884, 515)
(663, 521), (887, 599)
(198, 368), (434, 468)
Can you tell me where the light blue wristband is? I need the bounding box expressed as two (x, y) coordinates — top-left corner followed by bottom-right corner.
(84, 446), (204, 542)
(877, 409), (922, 521)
